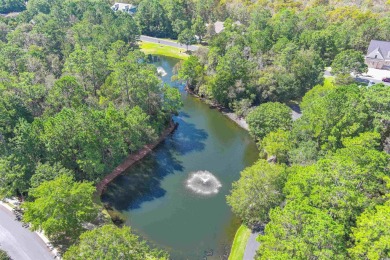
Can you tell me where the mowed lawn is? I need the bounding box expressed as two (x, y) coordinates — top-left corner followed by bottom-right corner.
(139, 41), (189, 60)
(229, 225), (251, 260)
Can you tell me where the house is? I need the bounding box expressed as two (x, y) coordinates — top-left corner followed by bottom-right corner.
(111, 3), (137, 15)
(205, 20), (242, 34)
(365, 40), (390, 70)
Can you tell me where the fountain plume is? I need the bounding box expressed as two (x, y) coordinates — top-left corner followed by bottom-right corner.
(186, 171), (222, 195)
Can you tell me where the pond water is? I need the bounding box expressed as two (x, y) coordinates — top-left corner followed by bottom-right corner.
(102, 56), (258, 259)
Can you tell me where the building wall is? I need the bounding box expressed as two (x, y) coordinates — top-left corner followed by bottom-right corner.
(365, 58), (390, 70)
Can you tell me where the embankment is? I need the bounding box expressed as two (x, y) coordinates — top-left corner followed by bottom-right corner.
(96, 120), (178, 197)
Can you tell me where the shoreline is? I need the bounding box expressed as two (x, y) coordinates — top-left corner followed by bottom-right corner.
(185, 87), (249, 131)
(96, 119), (178, 197)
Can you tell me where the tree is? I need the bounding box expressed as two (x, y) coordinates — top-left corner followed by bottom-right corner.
(0, 249), (10, 260)
(260, 129), (292, 163)
(227, 160), (287, 227)
(30, 162), (73, 188)
(0, 0), (25, 14)
(295, 84), (370, 152)
(46, 76), (86, 113)
(0, 156), (27, 198)
(135, 0), (172, 38)
(211, 46), (253, 107)
(257, 201), (347, 260)
(349, 202), (390, 260)
(246, 102), (292, 141)
(63, 225), (169, 260)
(177, 55), (204, 90)
(162, 84), (182, 115)
(192, 16), (206, 42)
(331, 49), (368, 75)
(178, 28), (196, 51)
(114, 12), (140, 45)
(284, 147), (390, 228)
(23, 175), (98, 243)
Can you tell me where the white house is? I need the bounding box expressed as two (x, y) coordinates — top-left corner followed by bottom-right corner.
(111, 3), (137, 15)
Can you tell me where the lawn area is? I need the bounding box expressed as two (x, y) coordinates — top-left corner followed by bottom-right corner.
(139, 41), (189, 60)
(229, 224), (251, 260)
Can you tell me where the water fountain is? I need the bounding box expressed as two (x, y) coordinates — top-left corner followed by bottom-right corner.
(157, 66), (167, 76)
(186, 171), (222, 195)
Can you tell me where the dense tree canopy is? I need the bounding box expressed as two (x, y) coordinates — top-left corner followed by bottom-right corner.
(64, 225), (169, 260)
(227, 160), (287, 227)
(246, 102), (292, 141)
(349, 202), (390, 260)
(23, 175), (98, 243)
(0, 0), (25, 14)
(0, 2), (182, 254)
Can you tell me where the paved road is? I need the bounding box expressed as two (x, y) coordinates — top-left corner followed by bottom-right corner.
(0, 205), (54, 260)
(243, 232), (260, 260)
(140, 35), (199, 52)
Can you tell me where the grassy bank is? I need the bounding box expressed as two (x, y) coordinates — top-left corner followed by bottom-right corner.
(139, 41), (189, 60)
(229, 224), (251, 260)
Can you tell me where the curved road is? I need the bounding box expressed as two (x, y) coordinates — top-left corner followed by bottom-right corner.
(140, 35), (199, 52)
(0, 204), (54, 260)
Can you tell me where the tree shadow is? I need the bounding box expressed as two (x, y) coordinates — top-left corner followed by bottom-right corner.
(171, 113), (208, 155)
(101, 142), (183, 210)
(101, 118), (208, 211)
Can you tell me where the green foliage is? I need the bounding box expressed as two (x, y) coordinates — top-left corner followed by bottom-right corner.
(64, 225), (169, 260)
(30, 162), (74, 188)
(0, 0), (25, 14)
(178, 28), (196, 50)
(0, 156), (27, 198)
(0, 250), (10, 260)
(135, 0), (172, 38)
(284, 147), (390, 228)
(23, 175), (98, 243)
(294, 85), (370, 151)
(349, 202), (390, 260)
(342, 131), (381, 149)
(246, 102), (292, 141)
(331, 50), (368, 75)
(46, 76), (86, 114)
(260, 129), (292, 163)
(227, 160), (287, 227)
(177, 55), (204, 90)
(192, 16), (206, 41)
(257, 201), (347, 260)
(162, 84), (182, 115)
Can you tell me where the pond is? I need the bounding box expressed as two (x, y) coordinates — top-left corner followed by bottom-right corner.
(101, 56), (258, 259)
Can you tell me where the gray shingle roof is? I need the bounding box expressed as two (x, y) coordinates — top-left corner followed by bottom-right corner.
(366, 40), (390, 60)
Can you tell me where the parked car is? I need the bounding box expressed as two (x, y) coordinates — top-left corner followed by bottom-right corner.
(368, 80), (375, 87)
(382, 77), (390, 82)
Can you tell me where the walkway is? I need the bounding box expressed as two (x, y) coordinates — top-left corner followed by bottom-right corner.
(96, 120), (177, 196)
(0, 204), (54, 260)
(140, 35), (199, 52)
(243, 232), (260, 260)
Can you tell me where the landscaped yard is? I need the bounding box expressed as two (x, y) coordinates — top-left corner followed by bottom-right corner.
(229, 225), (251, 260)
(139, 41), (189, 60)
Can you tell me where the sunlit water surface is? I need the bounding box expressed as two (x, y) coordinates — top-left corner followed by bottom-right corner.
(102, 56), (258, 259)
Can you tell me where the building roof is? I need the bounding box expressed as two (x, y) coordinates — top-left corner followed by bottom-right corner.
(205, 21), (242, 34)
(366, 40), (390, 60)
(111, 3), (137, 14)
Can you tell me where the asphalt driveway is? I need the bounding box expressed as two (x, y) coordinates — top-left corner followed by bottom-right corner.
(0, 205), (54, 260)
